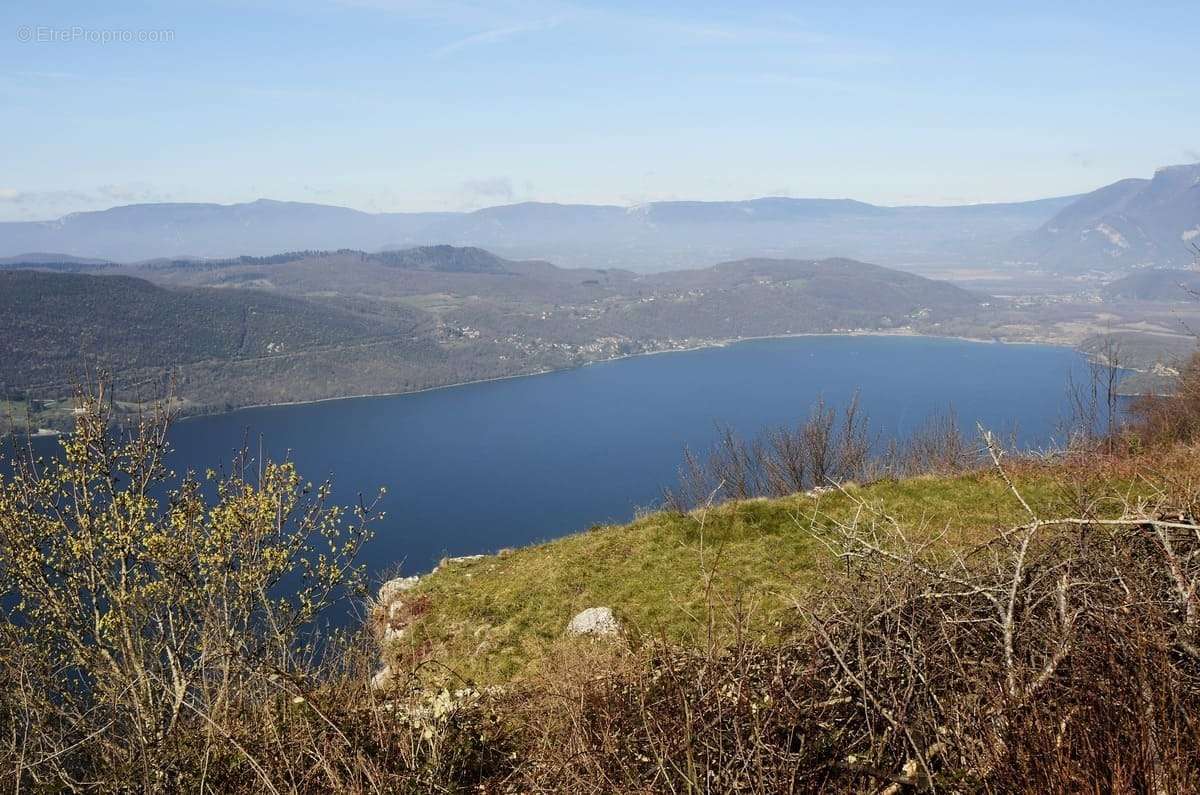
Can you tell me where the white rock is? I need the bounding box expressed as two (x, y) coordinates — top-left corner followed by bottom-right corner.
(378, 576), (420, 606)
(432, 554), (486, 574)
(566, 607), (620, 636)
(383, 625), (406, 645)
(370, 665), (395, 691)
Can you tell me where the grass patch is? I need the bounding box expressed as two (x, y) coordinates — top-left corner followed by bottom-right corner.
(385, 464), (1144, 685)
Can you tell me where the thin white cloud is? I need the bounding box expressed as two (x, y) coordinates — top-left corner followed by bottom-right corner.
(575, 7), (885, 60)
(333, 0), (567, 31)
(433, 15), (564, 57)
(327, 1), (887, 68)
(333, 0), (479, 15)
(457, 176), (537, 209)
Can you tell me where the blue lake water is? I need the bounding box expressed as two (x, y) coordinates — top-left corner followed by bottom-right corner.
(11, 335), (1087, 584)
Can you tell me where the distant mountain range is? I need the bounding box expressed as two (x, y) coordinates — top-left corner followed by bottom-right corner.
(0, 165), (1195, 272)
(0, 200), (456, 265)
(0, 195), (1072, 272)
(408, 196), (1079, 272)
(1014, 164), (1200, 271)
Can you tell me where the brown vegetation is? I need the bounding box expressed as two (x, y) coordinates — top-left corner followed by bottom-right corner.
(483, 429), (1200, 792)
(4, 379), (1200, 791)
(1127, 351), (1200, 447)
(666, 393), (981, 512)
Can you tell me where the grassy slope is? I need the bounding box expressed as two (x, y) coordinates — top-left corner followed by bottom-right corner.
(385, 464), (1148, 685)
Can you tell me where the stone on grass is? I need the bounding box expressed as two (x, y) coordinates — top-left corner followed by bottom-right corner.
(370, 665), (395, 692)
(377, 575), (420, 607)
(567, 607), (620, 637)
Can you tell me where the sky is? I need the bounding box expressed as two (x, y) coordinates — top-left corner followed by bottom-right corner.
(0, 0), (1196, 221)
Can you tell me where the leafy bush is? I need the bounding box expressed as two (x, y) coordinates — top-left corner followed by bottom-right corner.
(0, 386), (379, 790)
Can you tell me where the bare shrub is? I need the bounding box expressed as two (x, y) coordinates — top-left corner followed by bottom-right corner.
(762, 421), (808, 497)
(822, 393), (872, 487)
(1127, 350), (1200, 446)
(510, 637), (844, 793)
(1063, 334), (1128, 453)
(790, 432), (1200, 791)
(709, 423), (763, 501)
(665, 394), (988, 512)
(891, 407), (978, 476)
(665, 442), (722, 514)
(499, 432), (1200, 792)
(666, 393), (875, 510)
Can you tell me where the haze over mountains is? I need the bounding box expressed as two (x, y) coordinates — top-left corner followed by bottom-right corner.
(2, 164), (1195, 273)
(0, 201), (456, 266)
(1015, 163), (1200, 271)
(0, 195), (1069, 272)
(1101, 268), (1200, 301)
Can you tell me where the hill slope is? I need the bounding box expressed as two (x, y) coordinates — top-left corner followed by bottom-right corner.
(2, 249), (990, 429)
(375, 458), (1178, 685)
(1102, 268), (1200, 301)
(123, 249), (986, 342)
(0, 270), (410, 395)
(1016, 163), (1200, 271)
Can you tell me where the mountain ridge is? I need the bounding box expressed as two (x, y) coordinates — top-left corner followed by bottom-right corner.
(2, 166), (1195, 272)
(0, 193), (1080, 270)
(1014, 163), (1200, 271)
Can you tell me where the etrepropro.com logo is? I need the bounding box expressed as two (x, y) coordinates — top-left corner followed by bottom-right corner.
(16, 26), (175, 44)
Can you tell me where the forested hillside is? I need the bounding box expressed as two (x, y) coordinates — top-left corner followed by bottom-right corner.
(7, 242), (1198, 434)
(2, 252), (991, 428)
(0, 271), (418, 401)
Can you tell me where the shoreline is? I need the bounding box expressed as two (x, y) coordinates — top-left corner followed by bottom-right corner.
(176, 328), (1074, 423)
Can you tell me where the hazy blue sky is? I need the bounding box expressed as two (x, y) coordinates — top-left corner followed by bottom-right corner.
(1, 0), (1196, 220)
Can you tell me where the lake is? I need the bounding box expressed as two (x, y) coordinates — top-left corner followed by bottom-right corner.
(11, 335), (1088, 584)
